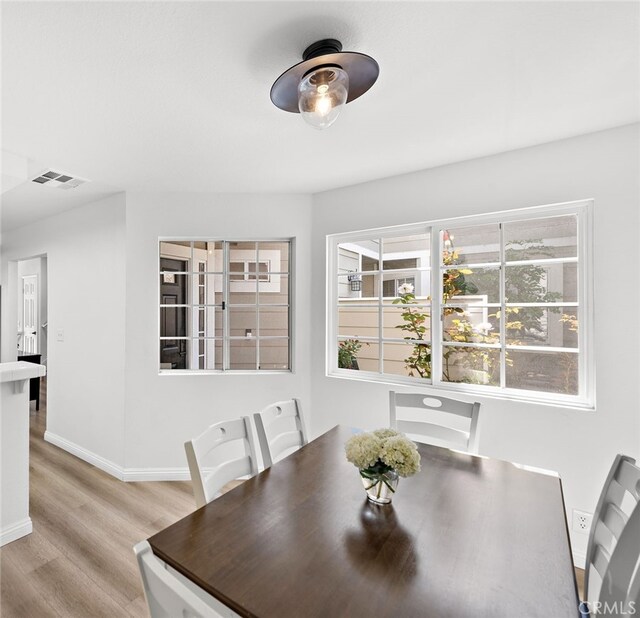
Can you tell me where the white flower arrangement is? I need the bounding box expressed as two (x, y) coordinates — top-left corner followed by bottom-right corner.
(345, 428), (421, 478)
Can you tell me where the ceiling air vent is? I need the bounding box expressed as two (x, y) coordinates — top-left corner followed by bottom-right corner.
(31, 170), (88, 190)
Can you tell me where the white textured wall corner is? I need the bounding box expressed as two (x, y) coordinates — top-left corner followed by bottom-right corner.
(1, 193), (127, 471)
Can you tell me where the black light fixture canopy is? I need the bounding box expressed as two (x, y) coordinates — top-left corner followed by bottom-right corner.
(270, 38), (379, 114)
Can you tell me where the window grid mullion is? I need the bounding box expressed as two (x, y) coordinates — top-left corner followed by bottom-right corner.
(505, 256), (578, 267)
(442, 341), (501, 350)
(187, 244), (194, 369)
(331, 238), (338, 375)
(256, 243), (260, 371)
(441, 261), (502, 270)
(223, 241), (230, 371)
(431, 226), (442, 387)
(378, 237), (383, 375)
(578, 208), (588, 400)
(441, 303), (502, 309)
(505, 345), (579, 353)
(504, 302), (578, 308)
(499, 223), (506, 389)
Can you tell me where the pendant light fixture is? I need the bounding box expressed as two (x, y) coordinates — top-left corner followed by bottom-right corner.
(270, 39), (379, 130)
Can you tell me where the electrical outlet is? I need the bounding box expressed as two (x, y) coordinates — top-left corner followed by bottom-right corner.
(572, 509), (593, 533)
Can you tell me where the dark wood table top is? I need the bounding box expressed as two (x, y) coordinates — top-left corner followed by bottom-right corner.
(149, 425), (580, 618)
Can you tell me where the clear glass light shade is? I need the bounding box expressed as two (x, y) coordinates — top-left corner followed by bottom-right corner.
(298, 67), (349, 130)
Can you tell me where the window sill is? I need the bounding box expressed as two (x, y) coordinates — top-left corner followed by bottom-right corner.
(326, 369), (595, 411)
(159, 369), (293, 376)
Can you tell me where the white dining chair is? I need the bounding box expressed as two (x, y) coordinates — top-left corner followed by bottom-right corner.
(584, 454), (640, 615)
(253, 398), (307, 468)
(134, 540), (224, 618)
(184, 417), (258, 509)
(389, 391), (481, 454)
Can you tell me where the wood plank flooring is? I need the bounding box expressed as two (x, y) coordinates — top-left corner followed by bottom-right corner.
(576, 567), (585, 600)
(0, 378), (586, 616)
(0, 379), (195, 617)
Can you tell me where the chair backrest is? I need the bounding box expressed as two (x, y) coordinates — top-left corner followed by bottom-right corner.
(134, 541), (223, 618)
(389, 391), (481, 454)
(585, 454), (640, 612)
(184, 417), (258, 508)
(253, 398), (307, 468)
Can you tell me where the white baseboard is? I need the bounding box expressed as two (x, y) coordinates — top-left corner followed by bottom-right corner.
(1, 518), (33, 546)
(43, 431), (189, 482)
(44, 431), (125, 480)
(573, 550), (586, 569)
(122, 468), (190, 482)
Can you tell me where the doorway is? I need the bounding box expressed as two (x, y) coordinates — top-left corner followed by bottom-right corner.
(16, 256), (48, 412)
(17, 257), (48, 361)
(21, 274), (38, 353)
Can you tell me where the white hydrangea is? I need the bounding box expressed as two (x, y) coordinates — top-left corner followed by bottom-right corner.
(380, 435), (421, 477)
(372, 427), (400, 440)
(345, 428), (421, 478)
(345, 433), (382, 469)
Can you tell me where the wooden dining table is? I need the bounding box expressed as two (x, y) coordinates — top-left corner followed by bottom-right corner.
(148, 425), (580, 617)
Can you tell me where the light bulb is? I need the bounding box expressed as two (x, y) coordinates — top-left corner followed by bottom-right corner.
(298, 66), (349, 130)
(315, 95), (332, 117)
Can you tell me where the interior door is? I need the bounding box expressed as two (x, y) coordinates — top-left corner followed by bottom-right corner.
(22, 275), (38, 354)
(160, 258), (188, 369)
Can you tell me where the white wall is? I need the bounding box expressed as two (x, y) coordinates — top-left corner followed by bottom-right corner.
(1, 193), (127, 470)
(16, 256), (47, 362)
(122, 192), (312, 475)
(310, 123), (640, 565)
(2, 126), (636, 565)
(1, 190), (312, 479)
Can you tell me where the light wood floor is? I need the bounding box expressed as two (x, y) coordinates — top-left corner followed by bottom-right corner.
(0, 379), (195, 617)
(576, 567), (585, 600)
(0, 378), (586, 616)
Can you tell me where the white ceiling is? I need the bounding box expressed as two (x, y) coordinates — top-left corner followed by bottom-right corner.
(1, 1), (638, 230)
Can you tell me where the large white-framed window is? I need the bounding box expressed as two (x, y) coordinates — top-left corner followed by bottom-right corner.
(159, 239), (292, 373)
(327, 200), (594, 408)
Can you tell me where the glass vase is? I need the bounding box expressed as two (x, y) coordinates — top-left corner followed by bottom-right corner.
(360, 468), (399, 505)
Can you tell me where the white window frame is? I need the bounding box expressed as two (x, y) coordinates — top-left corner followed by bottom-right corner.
(227, 250), (281, 292)
(327, 199), (594, 409)
(159, 238), (293, 375)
